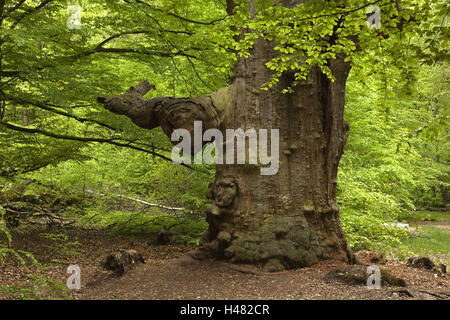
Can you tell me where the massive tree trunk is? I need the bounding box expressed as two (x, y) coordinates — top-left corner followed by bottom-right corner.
(201, 46), (353, 272)
(99, 0), (354, 271)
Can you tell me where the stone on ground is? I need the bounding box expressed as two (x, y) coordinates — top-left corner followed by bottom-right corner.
(102, 249), (145, 275)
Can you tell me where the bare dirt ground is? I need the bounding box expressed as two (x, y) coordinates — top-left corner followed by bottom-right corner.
(0, 225), (448, 300)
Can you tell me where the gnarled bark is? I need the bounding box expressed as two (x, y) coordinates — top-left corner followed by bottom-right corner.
(98, 81), (230, 154)
(200, 56), (354, 271)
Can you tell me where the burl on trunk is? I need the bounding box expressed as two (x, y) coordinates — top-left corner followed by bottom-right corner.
(98, 13), (354, 274)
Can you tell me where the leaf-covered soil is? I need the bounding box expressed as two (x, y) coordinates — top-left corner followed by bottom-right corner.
(0, 224), (448, 300)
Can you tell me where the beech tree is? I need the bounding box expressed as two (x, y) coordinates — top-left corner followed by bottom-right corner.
(98, 0), (430, 270)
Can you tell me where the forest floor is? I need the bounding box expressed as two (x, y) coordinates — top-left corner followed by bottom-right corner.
(0, 213), (448, 300)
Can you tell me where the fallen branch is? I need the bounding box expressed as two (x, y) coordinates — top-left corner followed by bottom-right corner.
(116, 194), (184, 211)
(84, 189), (187, 213)
(419, 291), (446, 299)
(4, 207), (66, 222)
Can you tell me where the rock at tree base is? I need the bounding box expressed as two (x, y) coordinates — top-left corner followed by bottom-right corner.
(407, 256), (435, 270)
(102, 249), (145, 275)
(406, 257), (448, 274)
